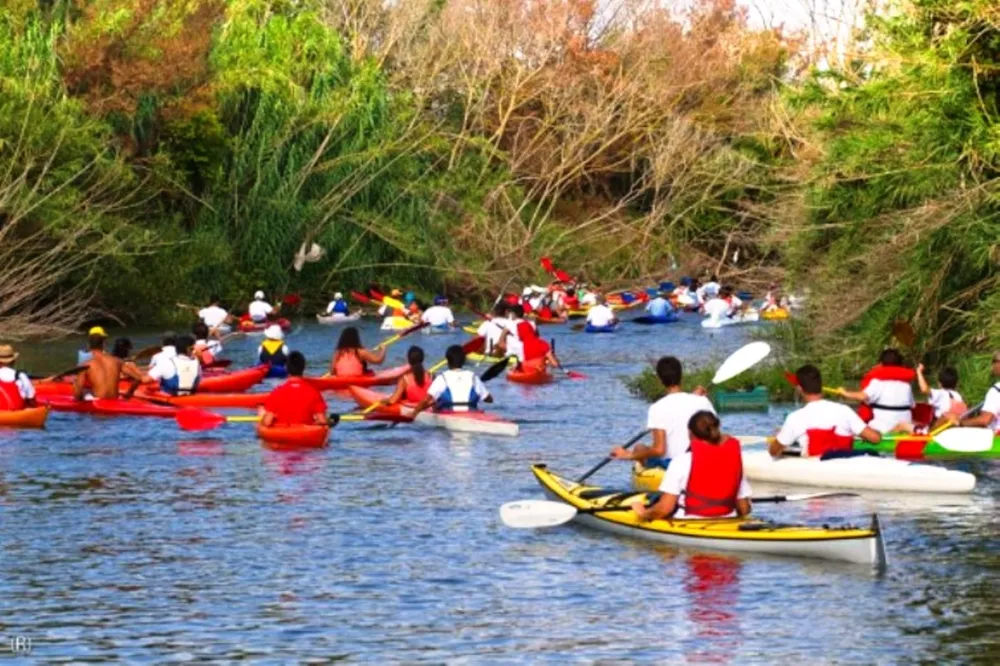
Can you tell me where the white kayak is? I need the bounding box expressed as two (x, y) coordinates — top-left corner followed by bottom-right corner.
(702, 310), (761, 329)
(741, 451), (976, 494)
(316, 312), (362, 325)
(404, 408), (519, 437)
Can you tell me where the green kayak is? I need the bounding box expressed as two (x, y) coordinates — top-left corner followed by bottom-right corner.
(854, 428), (1000, 460)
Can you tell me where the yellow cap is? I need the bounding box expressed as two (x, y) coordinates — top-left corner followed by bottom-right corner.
(88, 326), (108, 337)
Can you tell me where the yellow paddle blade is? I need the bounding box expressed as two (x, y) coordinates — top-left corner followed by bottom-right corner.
(381, 295), (406, 310)
(227, 415), (262, 423)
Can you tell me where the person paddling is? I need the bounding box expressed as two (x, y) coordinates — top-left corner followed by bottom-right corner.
(326, 292), (350, 316)
(382, 346), (434, 406)
(645, 289), (675, 321)
(839, 349), (915, 433)
(504, 304), (560, 372)
(198, 296), (232, 334)
(916, 363), (966, 432)
(148, 335), (201, 397)
(421, 296), (456, 330)
(77, 326), (108, 364)
(768, 365), (881, 458)
(953, 351), (1000, 432)
(248, 291), (275, 323)
(149, 334), (178, 369)
(631, 411), (752, 521)
(585, 295), (617, 329)
(611, 356), (713, 470)
(260, 352), (328, 427)
(74, 333), (145, 400)
(0, 344), (36, 410)
(329, 326), (386, 376)
(476, 303), (510, 357)
(192, 323), (222, 366)
(257, 325), (289, 373)
(412, 344), (492, 414)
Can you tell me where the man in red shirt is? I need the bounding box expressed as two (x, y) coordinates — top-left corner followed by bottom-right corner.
(260, 351), (328, 426)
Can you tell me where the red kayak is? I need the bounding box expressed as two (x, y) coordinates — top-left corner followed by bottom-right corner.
(239, 316), (292, 333)
(135, 388), (269, 409)
(41, 394), (180, 417)
(507, 367), (554, 385)
(33, 365), (268, 397)
(305, 365), (409, 392)
(347, 386), (516, 435)
(257, 424), (329, 449)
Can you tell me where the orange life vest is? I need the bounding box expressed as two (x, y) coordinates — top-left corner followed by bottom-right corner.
(334, 349), (366, 376)
(403, 371), (432, 403)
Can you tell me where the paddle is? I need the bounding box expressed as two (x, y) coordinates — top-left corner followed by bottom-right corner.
(133, 345), (163, 363)
(500, 492), (860, 529)
(375, 321), (429, 350)
(892, 319), (917, 348)
(176, 408), (367, 432)
(550, 338), (587, 380)
(480, 355), (515, 382)
(540, 256), (573, 283)
(885, 427), (996, 453)
(575, 340), (773, 484)
(39, 365), (89, 382)
(428, 337), (486, 374)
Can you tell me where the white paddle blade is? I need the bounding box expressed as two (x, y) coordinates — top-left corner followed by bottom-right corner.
(712, 341), (771, 384)
(500, 500), (578, 529)
(933, 427), (995, 453)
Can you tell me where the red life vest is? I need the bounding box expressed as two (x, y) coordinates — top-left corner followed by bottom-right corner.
(0, 379), (25, 411)
(403, 371), (432, 403)
(857, 364), (916, 421)
(805, 427), (854, 457)
(521, 299), (534, 315)
(684, 437), (743, 517)
(516, 321), (550, 361)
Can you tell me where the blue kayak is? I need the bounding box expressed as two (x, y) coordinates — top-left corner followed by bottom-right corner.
(584, 323), (617, 333)
(632, 314), (679, 325)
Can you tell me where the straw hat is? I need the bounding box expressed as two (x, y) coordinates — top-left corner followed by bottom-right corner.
(0, 344), (18, 363)
(264, 325), (284, 340)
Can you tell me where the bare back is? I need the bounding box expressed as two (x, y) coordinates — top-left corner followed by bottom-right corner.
(75, 351), (123, 399)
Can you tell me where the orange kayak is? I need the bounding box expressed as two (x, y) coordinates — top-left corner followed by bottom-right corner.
(507, 367), (554, 385)
(0, 406), (49, 428)
(257, 424), (329, 449)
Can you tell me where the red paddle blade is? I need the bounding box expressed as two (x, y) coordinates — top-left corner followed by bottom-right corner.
(565, 370), (587, 380)
(351, 291), (372, 304)
(281, 293), (302, 306)
(540, 256), (554, 272)
(369, 288), (386, 302)
(176, 408), (227, 431)
(555, 269), (573, 282)
(463, 336), (486, 354)
(783, 371), (800, 387)
(399, 322), (429, 338)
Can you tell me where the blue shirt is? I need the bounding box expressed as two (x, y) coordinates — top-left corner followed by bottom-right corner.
(646, 297), (673, 319)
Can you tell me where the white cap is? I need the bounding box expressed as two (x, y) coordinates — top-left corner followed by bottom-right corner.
(254, 290), (265, 300)
(264, 324), (283, 340)
(334, 292), (343, 300)
(522, 287), (533, 296)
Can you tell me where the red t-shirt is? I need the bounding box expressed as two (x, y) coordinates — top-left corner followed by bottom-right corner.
(263, 377), (327, 425)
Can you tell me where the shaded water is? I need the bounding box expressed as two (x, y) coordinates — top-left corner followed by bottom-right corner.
(2, 318), (998, 662)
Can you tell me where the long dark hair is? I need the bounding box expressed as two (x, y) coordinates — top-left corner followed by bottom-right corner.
(407, 346), (426, 386)
(337, 326), (362, 351)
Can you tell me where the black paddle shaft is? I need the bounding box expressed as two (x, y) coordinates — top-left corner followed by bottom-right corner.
(576, 429), (650, 484)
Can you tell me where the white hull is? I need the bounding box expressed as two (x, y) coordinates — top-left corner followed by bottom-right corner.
(407, 410), (519, 437)
(702, 311), (761, 329)
(742, 451), (976, 494)
(316, 313), (361, 325)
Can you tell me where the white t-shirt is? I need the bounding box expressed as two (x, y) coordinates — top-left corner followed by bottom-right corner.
(504, 318), (527, 361)
(928, 388), (964, 419)
(579, 292), (598, 307)
(658, 451), (752, 519)
(703, 298), (730, 321)
(198, 305), (229, 328)
(981, 384), (1000, 431)
(586, 304), (616, 327)
(248, 300), (273, 321)
(148, 355), (200, 383)
(697, 281), (720, 300)
(476, 318), (508, 354)
(0, 367), (35, 399)
(776, 399), (868, 456)
(863, 378), (914, 433)
(647, 391), (717, 460)
(727, 295), (743, 314)
(427, 369), (490, 412)
(421, 305), (455, 327)
(149, 346), (177, 369)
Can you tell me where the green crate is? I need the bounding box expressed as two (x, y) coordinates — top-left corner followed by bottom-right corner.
(712, 385), (770, 412)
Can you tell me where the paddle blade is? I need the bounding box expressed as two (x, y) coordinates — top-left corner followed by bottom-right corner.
(555, 269), (573, 282)
(176, 408), (227, 431)
(540, 256), (554, 272)
(564, 370), (587, 380)
(281, 294), (302, 307)
(892, 319), (916, 347)
(481, 356), (513, 382)
(932, 427), (995, 453)
(351, 291), (372, 305)
(463, 336), (485, 355)
(783, 371), (800, 387)
(712, 341), (771, 384)
(500, 500), (577, 528)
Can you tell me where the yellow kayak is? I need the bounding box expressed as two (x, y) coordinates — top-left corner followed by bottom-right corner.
(381, 316), (415, 331)
(532, 465), (886, 566)
(632, 464), (664, 491)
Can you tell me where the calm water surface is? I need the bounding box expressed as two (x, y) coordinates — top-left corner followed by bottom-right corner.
(2, 318), (997, 662)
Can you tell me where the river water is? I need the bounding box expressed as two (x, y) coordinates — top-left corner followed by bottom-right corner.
(2, 318), (997, 662)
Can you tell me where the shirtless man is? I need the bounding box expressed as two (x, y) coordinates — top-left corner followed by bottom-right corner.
(73, 334), (146, 400)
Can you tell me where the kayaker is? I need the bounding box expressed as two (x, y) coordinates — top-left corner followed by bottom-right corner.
(421, 296), (456, 330)
(260, 351), (328, 427)
(696, 275), (720, 302)
(719, 285), (743, 316)
(839, 349), (915, 433)
(404, 291), (423, 319)
(192, 322), (222, 366)
(955, 351), (1000, 432)
(585, 295), (617, 329)
(645, 290), (675, 321)
(769, 364), (882, 458)
(198, 296), (231, 334)
(672, 278), (696, 309)
(378, 289), (410, 319)
(611, 356), (714, 468)
(411, 344), (492, 414)
(326, 292), (350, 316)
(0, 344), (36, 410)
(248, 291), (275, 323)
(382, 346), (434, 406)
(504, 304), (560, 372)
(476, 303), (509, 356)
(578, 286), (598, 308)
(73, 332), (146, 400)
(147, 335), (201, 396)
(257, 325), (289, 372)
(916, 363), (966, 431)
(702, 292), (731, 324)
(761, 283), (782, 312)
(149, 333), (177, 369)
(77, 326), (108, 364)
(330, 326), (386, 376)
(631, 411), (752, 520)
(111, 338), (143, 379)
